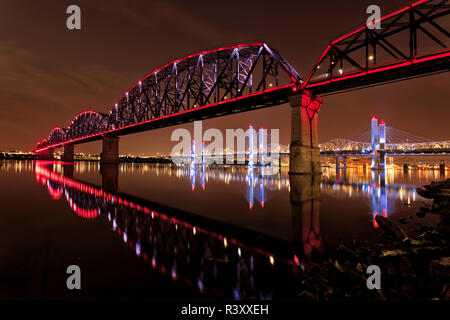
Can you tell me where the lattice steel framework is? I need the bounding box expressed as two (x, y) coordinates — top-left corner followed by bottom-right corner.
(320, 138), (450, 152)
(305, 0), (450, 94)
(35, 43), (302, 152)
(36, 111), (108, 150)
(319, 138), (372, 152)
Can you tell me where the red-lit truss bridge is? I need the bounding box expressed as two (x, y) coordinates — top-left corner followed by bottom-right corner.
(35, 43), (301, 152)
(34, 0), (449, 154)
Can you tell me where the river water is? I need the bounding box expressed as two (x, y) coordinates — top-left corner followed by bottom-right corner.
(0, 160), (446, 299)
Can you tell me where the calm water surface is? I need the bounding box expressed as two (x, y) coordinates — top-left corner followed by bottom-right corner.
(0, 160), (447, 299)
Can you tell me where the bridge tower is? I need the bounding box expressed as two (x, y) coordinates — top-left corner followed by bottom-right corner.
(371, 117), (379, 169)
(371, 117), (386, 170)
(378, 120), (386, 169)
(289, 89), (322, 175)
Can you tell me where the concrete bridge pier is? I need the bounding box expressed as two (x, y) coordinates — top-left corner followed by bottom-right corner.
(62, 144), (74, 163)
(403, 164), (409, 172)
(290, 174), (322, 258)
(288, 90), (322, 175)
(100, 136), (119, 164)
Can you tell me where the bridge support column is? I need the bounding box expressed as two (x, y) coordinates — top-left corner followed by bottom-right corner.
(335, 155), (347, 170)
(289, 90), (322, 175)
(100, 136), (119, 164)
(63, 144), (74, 163)
(290, 174), (322, 258)
(36, 148), (55, 161)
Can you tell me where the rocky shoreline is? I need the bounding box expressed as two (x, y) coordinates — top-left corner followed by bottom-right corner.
(297, 178), (450, 300)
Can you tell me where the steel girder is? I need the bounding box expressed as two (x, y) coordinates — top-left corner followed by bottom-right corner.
(35, 43), (302, 151)
(36, 111), (109, 150)
(107, 43), (301, 130)
(305, 0), (450, 95)
(319, 138), (450, 152)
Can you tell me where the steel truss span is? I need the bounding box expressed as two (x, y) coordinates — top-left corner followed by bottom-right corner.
(304, 0), (450, 95)
(34, 0), (450, 153)
(35, 43), (302, 152)
(320, 137), (450, 154)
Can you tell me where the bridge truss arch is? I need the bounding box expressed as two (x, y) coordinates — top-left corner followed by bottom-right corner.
(305, 0), (450, 95)
(35, 43), (303, 151)
(106, 43), (302, 130)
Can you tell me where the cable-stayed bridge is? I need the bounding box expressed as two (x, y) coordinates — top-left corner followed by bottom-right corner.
(319, 119), (450, 154)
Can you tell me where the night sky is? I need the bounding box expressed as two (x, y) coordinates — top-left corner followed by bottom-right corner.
(0, 0), (448, 155)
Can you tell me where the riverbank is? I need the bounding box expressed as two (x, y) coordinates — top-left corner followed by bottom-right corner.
(296, 179), (450, 300)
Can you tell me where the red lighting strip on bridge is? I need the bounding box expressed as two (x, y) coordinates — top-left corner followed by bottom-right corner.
(34, 82), (296, 153)
(305, 50), (450, 89)
(115, 43), (264, 104)
(331, 0), (430, 45)
(36, 110), (107, 149)
(36, 43), (265, 151)
(303, 0), (434, 86)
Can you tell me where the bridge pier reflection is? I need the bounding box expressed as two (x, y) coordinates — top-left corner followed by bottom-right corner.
(289, 174), (322, 259)
(101, 163), (119, 193)
(371, 170), (388, 228)
(62, 163), (74, 179)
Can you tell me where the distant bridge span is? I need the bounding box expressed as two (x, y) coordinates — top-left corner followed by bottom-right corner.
(34, 0), (450, 174)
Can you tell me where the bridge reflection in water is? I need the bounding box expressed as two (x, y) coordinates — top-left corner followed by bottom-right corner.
(30, 160), (438, 298)
(34, 161), (321, 298)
